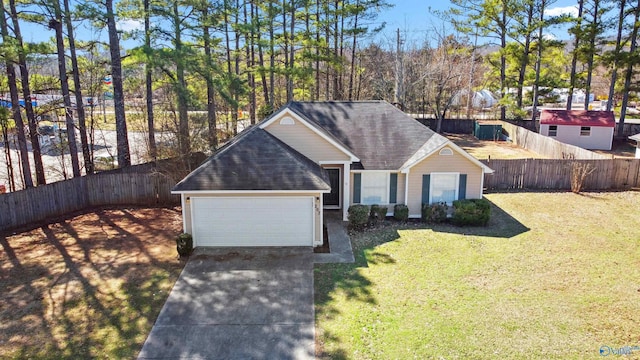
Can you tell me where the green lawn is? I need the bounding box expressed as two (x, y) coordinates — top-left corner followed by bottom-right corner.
(315, 192), (640, 359)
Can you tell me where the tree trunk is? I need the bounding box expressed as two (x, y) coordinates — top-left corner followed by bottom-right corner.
(516, 1), (534, 110)
(144, 0), (157, 159)
(1, 0), (33, 188)
(64, 0), (93, 174)
(51, 2), (81, 177)
(567, 0), (584, 110)
(233, 0), (240, 133)
(288, 0), (295, 101)
(348, 0), (360, 101)
(255, 4), (270, 107)
(8, 0), (45, 184)
(106, 0), (131, 167)
(269, 1), (275, 108)
(1, 122), (16, 192)
(583, 0), (599, 110)
(282, 1), (290, 101)
(531, 0), (546, 130)
(607, 0), (626, 112)
(249, 1), (257, 123)
(466, 32), (478, 120)
(315, 0), (321, 100)
(333, 1), (340, 99)
(174, 1), (190, 156)
(500, 1), (507, 121)
(617, 0), (640, 137)
(203, 6), (218, 150)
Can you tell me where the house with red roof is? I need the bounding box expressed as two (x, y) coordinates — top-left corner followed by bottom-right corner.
(539, 110), (615, 150)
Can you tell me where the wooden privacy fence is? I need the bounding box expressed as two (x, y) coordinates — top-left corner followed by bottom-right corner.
(0, 173), (179, 232)
(415, 118), (476, 134)
(483, 158), (640, 190)
(499, 121), (610, 160)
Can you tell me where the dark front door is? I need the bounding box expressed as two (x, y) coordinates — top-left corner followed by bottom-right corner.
(323, 168), (340, 207)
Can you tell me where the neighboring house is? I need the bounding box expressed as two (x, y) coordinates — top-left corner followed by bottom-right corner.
(539, 110), (615, 150)
(630, 134), (640, 158)
(172, 101), (493, 248)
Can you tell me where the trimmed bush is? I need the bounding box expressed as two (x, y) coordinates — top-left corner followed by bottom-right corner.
(176, 233), (193, 257)
(375, 205), (388, 221)
(369, 204), (388, 223)
(422, 202), (448, 223)
(451, 199), (491, 226)
(348, 204), (369, 230)
(393, 204), (409, 221)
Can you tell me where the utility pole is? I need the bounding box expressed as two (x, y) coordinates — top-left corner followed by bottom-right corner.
(394, 28), (404, 110)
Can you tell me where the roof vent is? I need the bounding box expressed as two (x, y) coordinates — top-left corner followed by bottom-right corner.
(280, 117), (295, 125)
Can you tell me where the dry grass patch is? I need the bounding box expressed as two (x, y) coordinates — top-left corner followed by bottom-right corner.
(0, 207), (185, 359)
(446, 133), (546, 159)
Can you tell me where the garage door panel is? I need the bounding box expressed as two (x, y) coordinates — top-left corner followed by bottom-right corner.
(191, 197), (313, 247)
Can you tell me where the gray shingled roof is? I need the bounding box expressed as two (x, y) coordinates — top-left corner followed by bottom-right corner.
(287, 101), (448, 170)
(172, 127), (330, 192)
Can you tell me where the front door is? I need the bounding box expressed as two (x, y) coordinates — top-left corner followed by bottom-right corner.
(323, 168), (340, 208)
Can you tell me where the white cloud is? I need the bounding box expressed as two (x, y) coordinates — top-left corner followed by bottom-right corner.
(116, 19), (143, 32)
(542, 33), (557, 40)
(545, 5), (579, 18)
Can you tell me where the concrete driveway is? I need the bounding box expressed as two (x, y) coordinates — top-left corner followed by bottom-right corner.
(138, 215), (353, 360)
(138, 248), (315, 360)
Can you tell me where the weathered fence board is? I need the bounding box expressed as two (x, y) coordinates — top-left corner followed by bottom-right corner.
(0, 172), (179, 232)
(499, 121), (610, 160)
(483, 158), (640, 190)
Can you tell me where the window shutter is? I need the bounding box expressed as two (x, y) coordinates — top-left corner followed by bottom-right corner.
(353, 173), (361, 203)
(458, 174), (467, 200)
(422, 174), (430, 205)
(389, 173), (398, 203)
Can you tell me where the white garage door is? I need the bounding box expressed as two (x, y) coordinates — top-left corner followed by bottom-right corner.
(191, 196), (314, 247)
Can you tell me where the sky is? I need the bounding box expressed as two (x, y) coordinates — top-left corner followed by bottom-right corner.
(18, 0), (582, 50)
(372, 0), (580, 48)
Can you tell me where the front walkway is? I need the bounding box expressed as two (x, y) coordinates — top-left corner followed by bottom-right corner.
(138, 216), (353, 360)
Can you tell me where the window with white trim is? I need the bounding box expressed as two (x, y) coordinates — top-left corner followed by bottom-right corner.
(439, 148), (453, 155)
(430, 173), (458, 205)
(548, 125), (557, 137)
(361, 173), (389, 204)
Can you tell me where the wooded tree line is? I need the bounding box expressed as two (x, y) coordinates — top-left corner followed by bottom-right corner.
(0, 0), (639, 190)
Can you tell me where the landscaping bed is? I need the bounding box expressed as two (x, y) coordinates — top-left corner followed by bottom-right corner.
(0, 207), (185, 359)
(315, 191), (640, 359)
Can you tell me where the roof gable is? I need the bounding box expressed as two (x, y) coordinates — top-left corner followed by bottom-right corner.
(259, 108), (359, 162)
(285, 101), (447, 170)
(172, 127), (330, 192)
(400, 140), (494, 174)
(541, 110), (615, 127)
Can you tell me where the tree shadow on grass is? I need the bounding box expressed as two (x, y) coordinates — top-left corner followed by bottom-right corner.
(0, 236), (61, 358)
(0, 208), (183, 359)
(314, 224), (401, 359)
(314, 199), (528, 358)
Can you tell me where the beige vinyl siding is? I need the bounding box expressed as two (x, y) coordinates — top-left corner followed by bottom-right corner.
(264, 114), (351, 163)
(396, 173), (406, 205)
(406, 146), (484, 217)
(183, 192), (323, 245)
